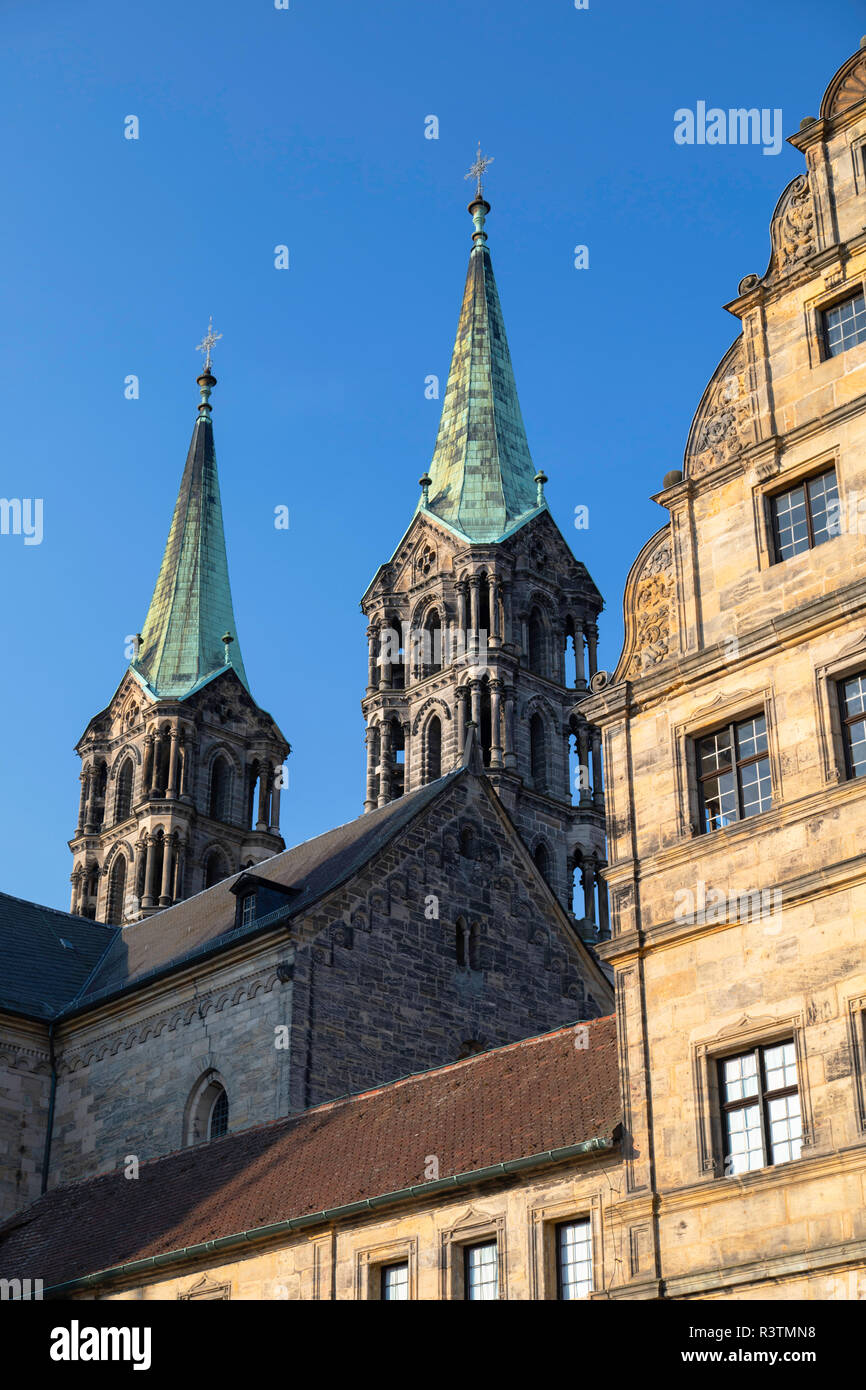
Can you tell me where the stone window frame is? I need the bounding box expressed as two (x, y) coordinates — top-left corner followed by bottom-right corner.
(671, 688), (780, 840)
(527, 1192), (602, 1299)
(848, 131), (866, 195)
(749, 446), (840, 572)
(803, 276), (866, 367)
(354, 1235), (418, 1300)
(177, 1273), (231, 1300)
(438, 1209), (506, 1300)
(812, 638), (866, 787)
(691, 1011), (813, 1179)
(846, 993), (866, 1136)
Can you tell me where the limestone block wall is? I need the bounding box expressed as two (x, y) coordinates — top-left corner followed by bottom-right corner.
(286, 774), (611, 1110)
(44, 773), (610, 1195)
(0, 1018), (50, 1223)
(48, 943), (295, 1192)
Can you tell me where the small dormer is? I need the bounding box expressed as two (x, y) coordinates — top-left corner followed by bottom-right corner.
(229, 873), (301, 931)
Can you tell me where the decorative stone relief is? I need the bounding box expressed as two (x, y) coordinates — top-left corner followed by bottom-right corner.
(689, 343), (753, 476)
(414, 543), (437, 579)
(773, 176), (816, 276)
(625, 537), (674, 678)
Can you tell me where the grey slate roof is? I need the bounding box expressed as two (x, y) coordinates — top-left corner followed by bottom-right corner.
(0, 894), (115, 1021)
(67, 769), (465, 1011)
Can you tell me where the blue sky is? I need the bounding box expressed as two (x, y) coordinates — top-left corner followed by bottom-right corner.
(0, 0), (860, 910)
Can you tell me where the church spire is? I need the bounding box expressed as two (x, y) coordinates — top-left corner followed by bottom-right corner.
(420, 149), (542, 544)
(132, 326), (249, 700)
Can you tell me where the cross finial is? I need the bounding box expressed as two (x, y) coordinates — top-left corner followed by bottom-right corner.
(465, 142), (494, 199)
(195, 316), (223, 373)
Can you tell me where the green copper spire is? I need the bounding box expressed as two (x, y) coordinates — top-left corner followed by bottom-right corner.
(420, 151), (543, 544)
(132, 331), (249, 700)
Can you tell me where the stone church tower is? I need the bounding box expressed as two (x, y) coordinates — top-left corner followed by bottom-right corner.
(69, 353), (289, 925)
(361, 170), (607, 935)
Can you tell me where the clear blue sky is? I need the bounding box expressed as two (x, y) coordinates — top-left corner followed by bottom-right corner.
(0, 0), (859, 911)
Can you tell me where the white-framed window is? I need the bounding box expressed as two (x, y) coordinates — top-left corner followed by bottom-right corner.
(719, 1040), (802, 1175)
(464, 1241), (499, 1301)
(822, 292), (866, 357)
(380, 1262), (409, 1301)
(556, 1219), (593, 1299)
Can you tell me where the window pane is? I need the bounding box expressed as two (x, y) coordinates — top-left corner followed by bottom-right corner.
(722, 1052), (759, 1103)
(735, 715), (767, 760)
(725, 1102), (764, 1174)
(702, 770), (738, 831)
(381, 1263), (409, 1301)
(767, 1093), (802, 1165)
(848, 716), (866, 778)
(698, 728), (732, 774)
(807, 470), (839, 548)
(842, 674), (866, 718)
(763, 1041), (797, 1091)
(772, 485), (809, 560)
(209, 1089), (228, 1139)
(739, 756), (772, 818)
(557, 1220), (592, 1300)
(465, 1242), (498, 1301)
(824, 294), (866, 357)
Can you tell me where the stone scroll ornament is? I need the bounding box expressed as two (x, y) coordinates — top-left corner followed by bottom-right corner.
(689, 342), (753, 478)
(773, 175), (816, 277)
(625, 537), (673, 678)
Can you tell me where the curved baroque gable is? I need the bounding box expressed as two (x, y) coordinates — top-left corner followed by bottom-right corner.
(820, 48), (866, 119)
(764, 175), (816, 283)
(684, 338), (753, 478)
(615, 527), (676, 681)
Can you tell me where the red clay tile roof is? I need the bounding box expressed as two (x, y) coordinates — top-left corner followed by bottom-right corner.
(0, 1017), (619, 1291)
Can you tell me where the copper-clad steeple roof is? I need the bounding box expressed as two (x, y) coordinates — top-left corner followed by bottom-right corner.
(132, 364), (249, 700)
(420, 176), (544, 544)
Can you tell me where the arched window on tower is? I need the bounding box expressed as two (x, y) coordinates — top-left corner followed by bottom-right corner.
(530, 713), (547, 789)
(478, 575), (490, 647)
(390, 717), (405, 798)
(246, 760), (259, 829)
(386, 615), (405, 690)
(424, 610), (442, 677)
(209, 756), (232, 822)
(426, 715), (442, 782)
(528, 607), (546, 676)
(533, 840), (551, 884)
(460, 825), (476, 860)
(203, 849), (226, 890)
(106, 855), (127, 926)
(92, 762), (108, 828)
(154, 730), (170, 795)
(115, 759), (134, 822)
(83, 863), (99, 919)
(479, 679), (492, 767)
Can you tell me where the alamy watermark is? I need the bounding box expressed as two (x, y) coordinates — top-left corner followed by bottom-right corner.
(674, 103), (783, 156)
(0, 498), (42, 545)
(674, 879), (783, 926)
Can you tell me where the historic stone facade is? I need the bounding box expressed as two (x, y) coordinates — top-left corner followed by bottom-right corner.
(576, 41), (866, 1298)
(361, 187), (606, 934)
(3, 43), (866, 1304)
(0, 767), (611, 1219)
